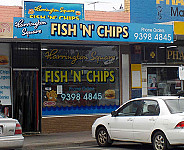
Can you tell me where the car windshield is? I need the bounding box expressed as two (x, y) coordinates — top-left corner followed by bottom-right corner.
(164, 99), (184, 114)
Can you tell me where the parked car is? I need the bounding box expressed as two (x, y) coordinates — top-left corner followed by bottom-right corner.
(0, 116), (24, 149)
(92, 96), (184, 150)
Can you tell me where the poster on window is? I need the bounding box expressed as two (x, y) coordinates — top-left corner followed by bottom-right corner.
(148, 74), (158, 89)
(0, 68), (11, 105)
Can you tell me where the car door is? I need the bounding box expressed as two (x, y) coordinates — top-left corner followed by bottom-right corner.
(133, 100), (160, 142)
(109, 100), (142, 141)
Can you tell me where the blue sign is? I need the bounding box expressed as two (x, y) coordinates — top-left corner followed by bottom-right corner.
(131, 0), (184, 23)
(13, 17), (173, 43)
(24, 1), (84, 20)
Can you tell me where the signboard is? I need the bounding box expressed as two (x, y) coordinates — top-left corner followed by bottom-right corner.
(174, 21), (184, 35)
(24, 1), (84, 20)
(13, 17), (174, 43)
(0, 68), (11, 105)
(0, 23), (13, 38)
(131, 0), (184, 23)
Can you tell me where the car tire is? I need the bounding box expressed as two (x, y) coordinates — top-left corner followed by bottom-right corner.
(96, 127), (112, 147)
(152, 131), (170, 150)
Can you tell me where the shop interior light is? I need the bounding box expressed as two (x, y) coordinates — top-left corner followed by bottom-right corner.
(41, 48), (48, 51)
(167, 46), (177, 48)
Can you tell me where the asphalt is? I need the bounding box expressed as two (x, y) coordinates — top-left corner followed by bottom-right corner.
(23, 131), (96, 149)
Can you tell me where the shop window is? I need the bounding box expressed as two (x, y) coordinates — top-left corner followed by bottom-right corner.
(42, 45), (120, 115)
(42, 45), (119, 67)
(0, 43), (12, 117)
(147, 67), (180, 96)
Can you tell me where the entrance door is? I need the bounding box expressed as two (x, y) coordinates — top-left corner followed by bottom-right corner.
(13, 70), (39, 133)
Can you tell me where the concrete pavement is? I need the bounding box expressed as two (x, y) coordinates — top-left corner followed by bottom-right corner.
(23, 131), (96, 149)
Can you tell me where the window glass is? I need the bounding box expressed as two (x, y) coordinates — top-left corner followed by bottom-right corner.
(42, 45), (119, 67)
(141, 100), (160, 116)
(148, 67), (180, 96)
(118, 100), (143, 116)
(42, 44), (120, 116)
(164, 99), (184, 114)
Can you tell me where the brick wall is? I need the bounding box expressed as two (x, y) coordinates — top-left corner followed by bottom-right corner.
(0, 6), (22, 22)
(41, 115), (105, 133)
(124, 0), (130, 12)
(85, 10), (130, 22)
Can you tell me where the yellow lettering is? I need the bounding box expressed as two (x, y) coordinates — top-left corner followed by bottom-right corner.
(93, 71), (100, 82)
(176, 0), (184, 5)
(73, 71), (81, 82)
(167, 51), (172, 59)
(97, 26), (104, 37)
(45, 71), (50, 82)
(116, 26), (122, 38)
(110, 71), (115, 82)
(60, 71), (68, 82)
(51, 23), (58, 36)
(87, 71), (92, 82)
(55, 71), (60, 82)
(61, 24), (68, 36)
(123, 26), (129, 38)
(104, 71), (109, 82)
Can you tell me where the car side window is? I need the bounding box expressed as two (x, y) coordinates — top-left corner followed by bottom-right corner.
(117, 100), (143, 116)
(141, 100), (160, 116)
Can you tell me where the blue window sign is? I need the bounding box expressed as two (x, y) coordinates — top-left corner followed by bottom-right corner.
(13, 17), (173, 43)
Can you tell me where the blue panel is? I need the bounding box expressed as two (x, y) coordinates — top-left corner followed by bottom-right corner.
(131, 89), (142, 99)
(24, 1), (84, 20)
(131, 0), (184, 23)
(13, 17), (173, 43)
(42, 105), (120, 116)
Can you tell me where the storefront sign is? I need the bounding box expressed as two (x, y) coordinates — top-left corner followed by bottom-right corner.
(44, 69), (115, 83)
(24, 1), (84, 20)
(167, 47), (184, 64)
(0, 23), (13, 38)
(42, 68), (119, 115)
(42, 46), (119, 67)
(0, 69), (11, 105)
(131, 0), (184, 23)
(13, 17), (174, 43)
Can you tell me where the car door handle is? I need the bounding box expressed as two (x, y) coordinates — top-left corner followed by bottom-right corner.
(127, 118), (133, 121)
(149, 118), (156, 121)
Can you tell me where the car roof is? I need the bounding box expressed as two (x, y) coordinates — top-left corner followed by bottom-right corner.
(133, 96), (184, 101)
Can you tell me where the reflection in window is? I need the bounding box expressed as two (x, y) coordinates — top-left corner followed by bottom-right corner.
(147, 67), (181, 96)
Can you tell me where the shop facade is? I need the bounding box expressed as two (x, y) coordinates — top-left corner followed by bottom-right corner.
(0, 1), (174, 133)
(124, 0), (184, 98)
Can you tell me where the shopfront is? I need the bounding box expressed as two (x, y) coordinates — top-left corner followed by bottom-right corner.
(139, 42), (184, 97)
(41, 44), (120, 115)
(12, 11), (174, 132)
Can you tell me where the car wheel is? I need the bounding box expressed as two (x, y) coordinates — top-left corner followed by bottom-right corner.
(152, 131), (169, 150)
(96, 127), (112, 147)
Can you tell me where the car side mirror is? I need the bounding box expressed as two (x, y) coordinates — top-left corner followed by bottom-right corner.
(111, 111), (118, 117)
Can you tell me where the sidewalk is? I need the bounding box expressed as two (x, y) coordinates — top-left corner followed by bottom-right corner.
(23, 131), (96, 148)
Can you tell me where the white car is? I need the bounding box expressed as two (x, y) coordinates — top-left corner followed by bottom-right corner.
(0, 116), (24, 149)
(92, 96), (184, 150)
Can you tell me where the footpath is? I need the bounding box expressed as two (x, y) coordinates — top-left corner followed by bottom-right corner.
(23, 131), (96, 149)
